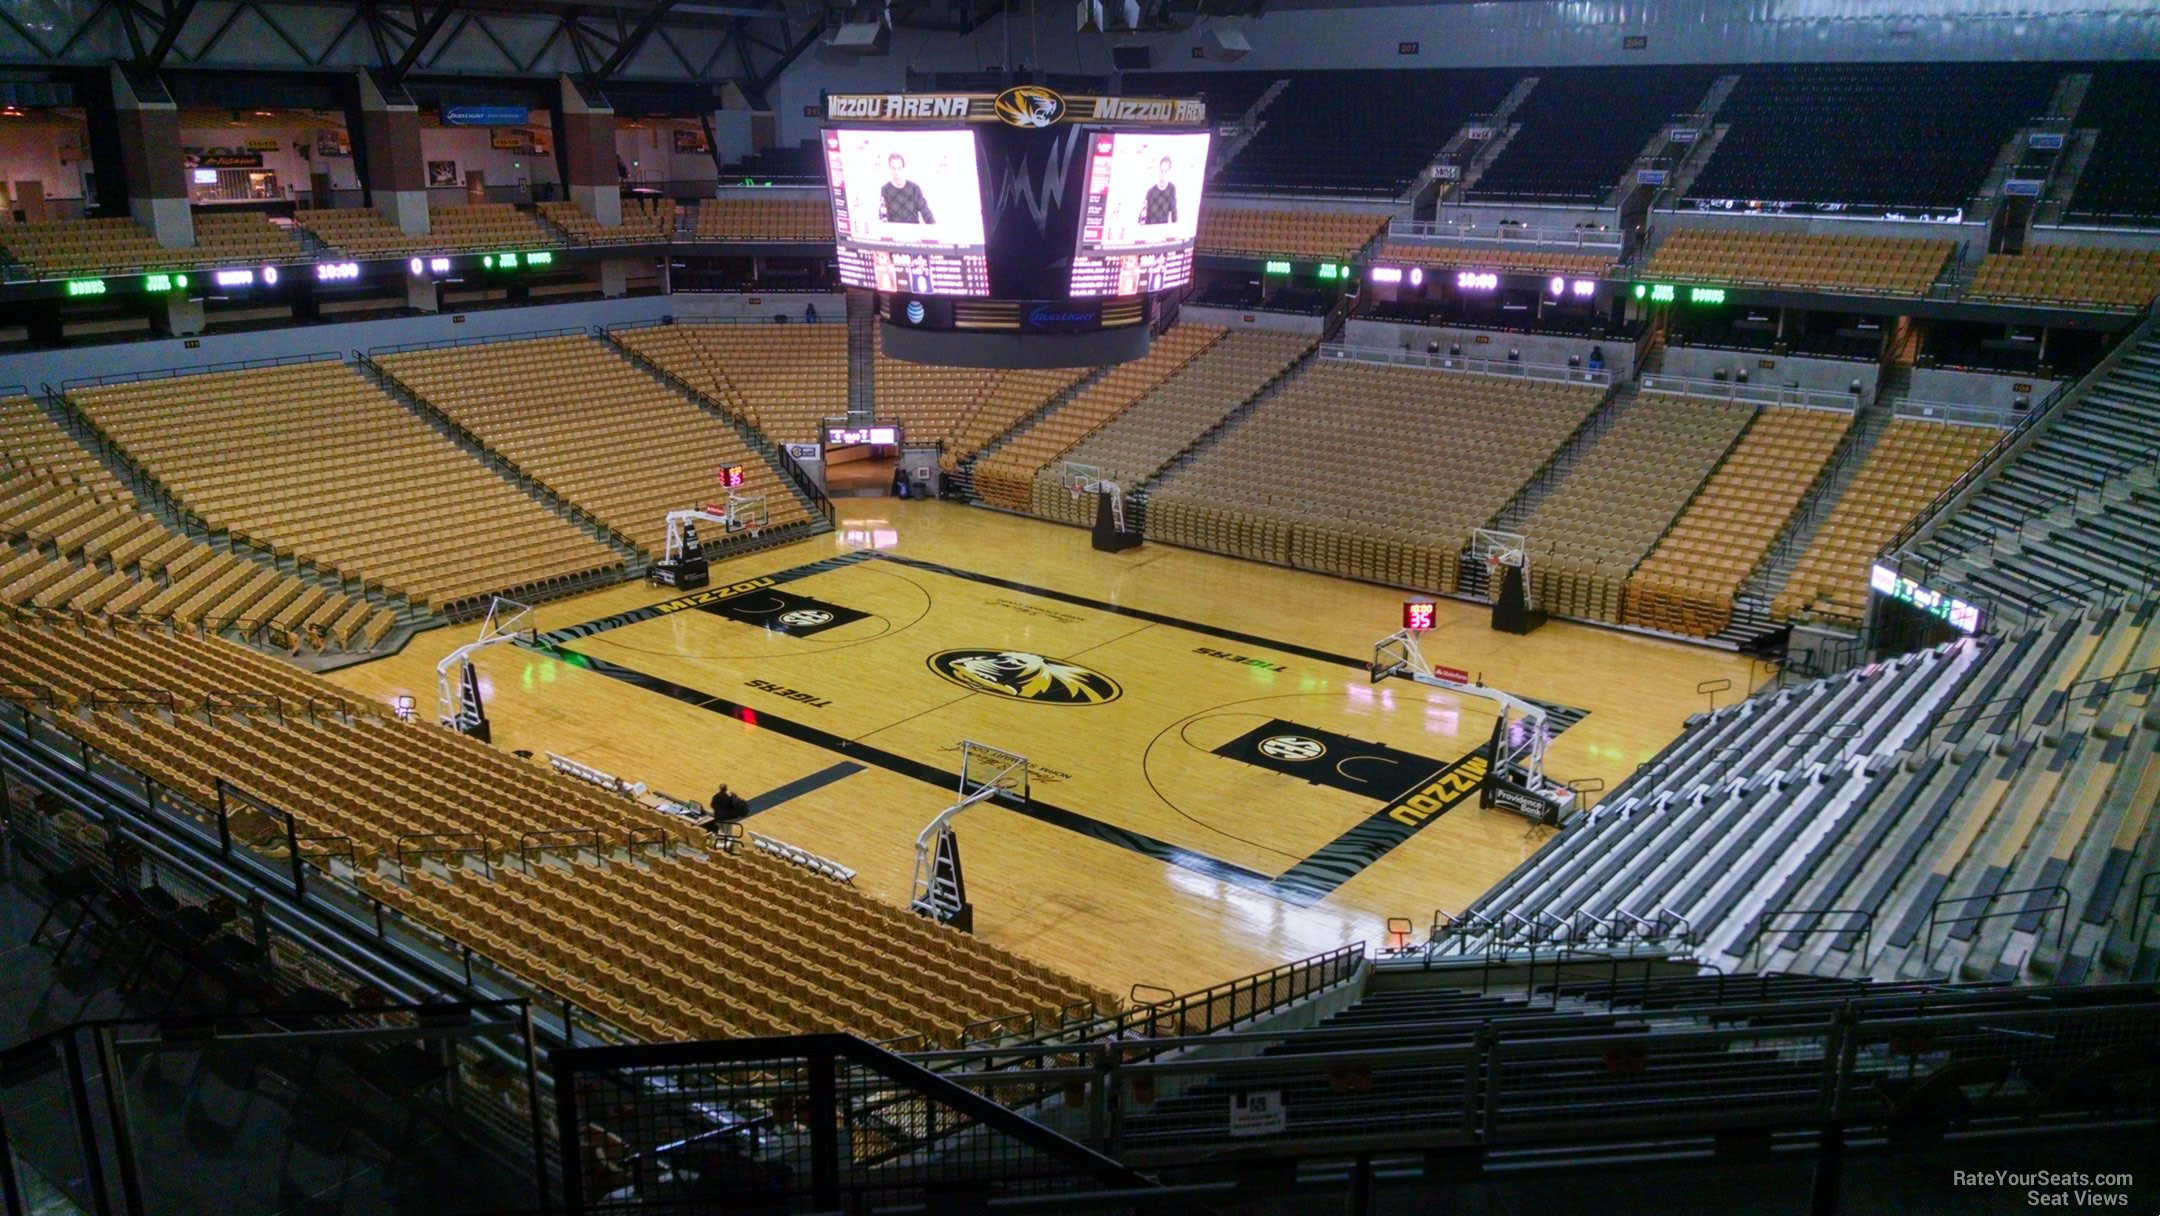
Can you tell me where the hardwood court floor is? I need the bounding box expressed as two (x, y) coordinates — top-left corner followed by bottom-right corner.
(330, 502), (1757, 996)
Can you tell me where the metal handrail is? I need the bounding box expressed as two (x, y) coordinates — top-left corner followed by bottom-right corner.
(1925, 883), (2070, 962)
(1638, 371), (1858, 412)
(1386, 217), (1624, 250)
(1319, 341), (1613, 386)
(366, 324), (593, 358)
(55, 350), (343, 392)
(1748, 908), (1874, 972)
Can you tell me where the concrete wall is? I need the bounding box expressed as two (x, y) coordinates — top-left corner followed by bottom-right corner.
(670, 292), (846, 321)
(418, 127), (559, 198)
(0, 294), (674, 391)
(1662, 345), (1877, 402)
(1184, 304), (1326, 335)
(613, 124), (719, 190)
(1654, 207), (1986, 250)
(1908, 366), (2058, 413)
(1345, 318), (1636, 379)
(0, 126), (89, 207)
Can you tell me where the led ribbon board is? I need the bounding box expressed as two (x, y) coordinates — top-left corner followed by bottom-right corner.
(1871, 563), (1982, 634)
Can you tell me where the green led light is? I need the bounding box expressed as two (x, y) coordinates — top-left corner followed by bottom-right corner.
(1264, 260), (1291, 275)
(1648, 283), (1675, 303)
(65, 278), (107, 297)
(526, 250), (553, 267)
(1690, 286), (1726, 304)
(1633, 283), (1646, 299)
(499, 252), (520, 268)
(143, 273), (176, 293)
(482, 255), (494, 269)
(1317, 263), (1340, 280)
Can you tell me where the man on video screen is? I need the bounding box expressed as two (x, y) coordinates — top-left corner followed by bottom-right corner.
(880, 153), (935, 224)
(1140, 156), (1177, 225)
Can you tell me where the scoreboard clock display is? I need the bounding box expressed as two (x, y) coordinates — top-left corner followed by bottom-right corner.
(1403, 601), (1437, 632)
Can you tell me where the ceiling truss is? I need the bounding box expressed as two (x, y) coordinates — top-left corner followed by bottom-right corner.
(0, 0), (826, 101)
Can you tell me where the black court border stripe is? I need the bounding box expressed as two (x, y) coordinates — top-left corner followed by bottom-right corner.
(525, 550), (1586, 906)
(532, 642), (1287, 898)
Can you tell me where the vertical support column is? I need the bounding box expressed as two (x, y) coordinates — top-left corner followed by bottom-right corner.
(556, 74), (621, 227)
(557, 75), (631, 298)
(105, 65), (206, 337)
(107, 64), (191, 248)
(355, 70), (430, 236)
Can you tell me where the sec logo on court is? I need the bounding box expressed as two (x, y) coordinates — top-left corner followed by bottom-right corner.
(926, 649), (1122, 705)
(1258, 735), (1326, 762)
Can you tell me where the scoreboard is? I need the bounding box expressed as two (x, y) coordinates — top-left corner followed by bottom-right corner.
(823, 86), (1208, 369)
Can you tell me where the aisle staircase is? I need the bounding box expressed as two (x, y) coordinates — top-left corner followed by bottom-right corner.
(1207, 78), (1292, 179)
(1722, 385), (1899, 647)
(846, 290), (877, 423)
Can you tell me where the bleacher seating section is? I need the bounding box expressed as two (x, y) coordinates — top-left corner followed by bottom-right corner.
(1374, 240), (1615, 279)
(1683, 62), (2061, 213)
(1460, 612), (2160, 984)
(0, 621), (1113, 1044)
(1966, 246), (2160, 311)
(373, 334), (812, 554)
(1624, 405), (1852, 636)
(538, 198), (674, 244)
(192, 211), (309, 263)
(1196, 207), (1386, 262)
(1772, 420), (1999, 627)
(611, 321), (847, 444)
(970, 325), (1223, 510)
(2, 394), (394, 651)
(690, 197), (834, 242)
(2062, 61), (2160, 227)
(1522, 391), (1755, 624)
(1114, 971), (2159, 1156)
(939, 367), (1098, 470)
(423, 204), (552, 249)
(1030, 329), (1312, 526)
(872, 329), (999, 445)
(1181, 68), (1519, 195)
(1905, 327), (2160, 623)
(1147, 357), (1605, 591)
(0, 213), (303, 276)
(291, 205), (549, 258)
(1645, 229), (1954, 297)
(1465, 66), (1720, 205)
(66, 362), (622, 610)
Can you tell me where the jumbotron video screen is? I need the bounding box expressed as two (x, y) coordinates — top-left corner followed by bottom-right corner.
(1068, 130), (1211, 297)
(823, 127), (992, 296)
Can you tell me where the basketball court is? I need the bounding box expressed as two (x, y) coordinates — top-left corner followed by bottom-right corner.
(331, 502), (1756, 994)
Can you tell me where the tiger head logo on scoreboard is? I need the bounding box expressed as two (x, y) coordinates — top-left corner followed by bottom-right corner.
(994, 86), (1067, 128)
(927, 648), (1121, 704)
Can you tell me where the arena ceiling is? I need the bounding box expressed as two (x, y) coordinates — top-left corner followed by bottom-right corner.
(0, 0), (832, 105)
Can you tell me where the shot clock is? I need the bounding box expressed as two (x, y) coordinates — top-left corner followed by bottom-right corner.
(1403, 601), (1437, 632)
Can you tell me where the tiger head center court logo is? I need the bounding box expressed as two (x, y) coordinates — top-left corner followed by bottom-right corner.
(1257, 735), (1326, 763)
(926, 649), (1122, 705)
(778, 609), (835, 629)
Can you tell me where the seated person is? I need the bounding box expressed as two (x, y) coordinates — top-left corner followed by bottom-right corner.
(711, 784), (752, 820)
